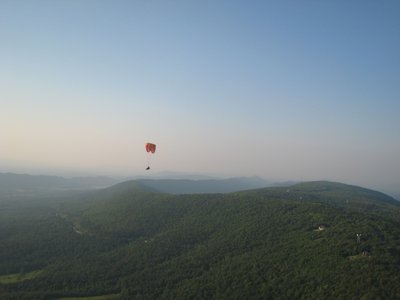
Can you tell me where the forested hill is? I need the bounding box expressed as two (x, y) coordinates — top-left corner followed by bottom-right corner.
(241, 181), (400, 207)
(1, 181), (400, 299)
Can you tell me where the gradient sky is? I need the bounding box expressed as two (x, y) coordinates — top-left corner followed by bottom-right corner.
(1, 1), (399, 193)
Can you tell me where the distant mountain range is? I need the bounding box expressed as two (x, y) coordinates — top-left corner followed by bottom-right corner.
(0, 172), (289, 197)
(1, 172), (398, 202)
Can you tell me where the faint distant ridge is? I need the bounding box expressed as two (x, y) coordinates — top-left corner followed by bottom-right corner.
(136, 176), (271, 194)
(0, 172), (120, 197)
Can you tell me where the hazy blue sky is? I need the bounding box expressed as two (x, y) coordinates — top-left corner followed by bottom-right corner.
(1, 1), (399, 193)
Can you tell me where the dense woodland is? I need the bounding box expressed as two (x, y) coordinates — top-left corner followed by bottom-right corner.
(1, 180), (400, 299)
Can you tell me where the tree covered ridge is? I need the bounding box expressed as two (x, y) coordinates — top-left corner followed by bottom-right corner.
(1, 181), (400, 299)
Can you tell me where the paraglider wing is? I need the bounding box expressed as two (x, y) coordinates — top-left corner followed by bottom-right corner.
(145, 142), (156, 170)
(145, 143), (156, 153)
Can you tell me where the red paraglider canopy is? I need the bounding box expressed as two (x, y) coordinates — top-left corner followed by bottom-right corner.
(145, 142), (156, 170)
(145, 143), (156, 154)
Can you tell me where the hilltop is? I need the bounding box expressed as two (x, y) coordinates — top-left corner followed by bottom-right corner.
(1, 180), (400, 299)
